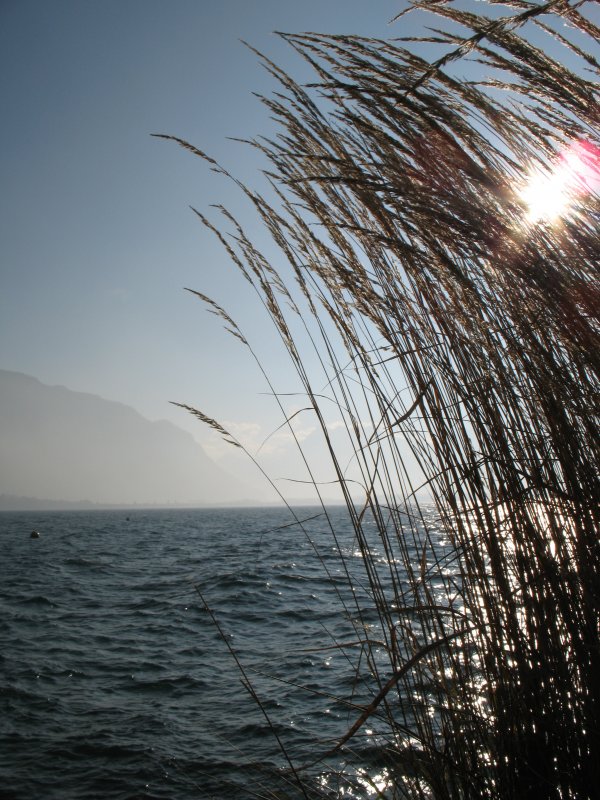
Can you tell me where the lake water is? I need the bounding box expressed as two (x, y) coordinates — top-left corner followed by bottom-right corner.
(0, 506), (441, 799)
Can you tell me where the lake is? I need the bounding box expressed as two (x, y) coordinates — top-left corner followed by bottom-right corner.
(0, 505), (444, 799)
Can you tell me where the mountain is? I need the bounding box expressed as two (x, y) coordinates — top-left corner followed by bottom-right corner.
(0, 370), (255, 507)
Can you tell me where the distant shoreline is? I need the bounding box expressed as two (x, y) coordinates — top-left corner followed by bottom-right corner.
(0, 494), (348, 513)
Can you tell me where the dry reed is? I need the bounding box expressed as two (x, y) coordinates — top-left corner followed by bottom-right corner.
(160, 1), (599, 797)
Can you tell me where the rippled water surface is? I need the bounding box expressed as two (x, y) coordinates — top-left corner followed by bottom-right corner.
(1, 506), (403, 799)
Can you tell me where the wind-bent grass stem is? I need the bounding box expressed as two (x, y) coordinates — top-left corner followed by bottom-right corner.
(161, 2), (599, 797)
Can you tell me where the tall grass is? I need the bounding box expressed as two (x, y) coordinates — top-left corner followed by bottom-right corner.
(160, 1), (599, 797)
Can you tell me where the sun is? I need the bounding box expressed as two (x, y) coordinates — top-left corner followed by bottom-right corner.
(518, 140), (600, 224)
(519, 168), (571, 223)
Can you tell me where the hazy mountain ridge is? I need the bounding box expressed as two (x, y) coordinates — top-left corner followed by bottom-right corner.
(0, 370), (255, 507)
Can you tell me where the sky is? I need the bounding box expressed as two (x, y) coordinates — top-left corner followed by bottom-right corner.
(2, 1), (595, 504)
(1, 0), (421, 503)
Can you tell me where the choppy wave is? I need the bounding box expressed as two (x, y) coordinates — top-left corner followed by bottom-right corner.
(0, 506), (432, 798)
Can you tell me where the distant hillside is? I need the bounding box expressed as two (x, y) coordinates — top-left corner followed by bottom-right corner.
(0, 370), (255, 507)
(0, 494), (101, 511)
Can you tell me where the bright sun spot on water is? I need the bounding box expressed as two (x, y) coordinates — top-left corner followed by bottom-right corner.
(519, 140), (600, 224)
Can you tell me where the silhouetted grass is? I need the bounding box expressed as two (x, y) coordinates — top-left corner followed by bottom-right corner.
(160, 1), (599, 797)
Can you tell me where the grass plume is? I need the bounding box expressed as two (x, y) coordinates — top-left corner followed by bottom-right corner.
(165, 2), (599, 796)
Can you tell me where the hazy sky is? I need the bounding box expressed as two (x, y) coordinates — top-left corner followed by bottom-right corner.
(4, 1), (592, 503)
(2, 1), (424, 499)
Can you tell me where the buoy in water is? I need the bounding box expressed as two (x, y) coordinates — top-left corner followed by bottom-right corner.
(30, 530), (40, 539)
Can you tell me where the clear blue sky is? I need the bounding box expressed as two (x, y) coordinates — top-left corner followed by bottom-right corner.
(1, 0), (418, 499)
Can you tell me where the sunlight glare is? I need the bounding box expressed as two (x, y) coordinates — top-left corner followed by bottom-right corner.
(519, 140), (600, 224)
(520, 169), (571, 223)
